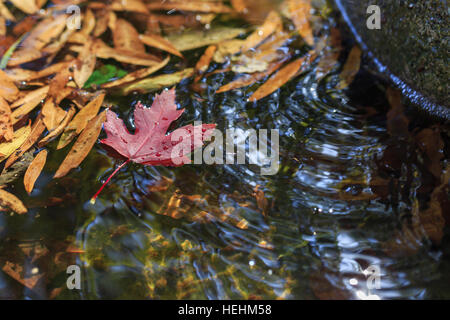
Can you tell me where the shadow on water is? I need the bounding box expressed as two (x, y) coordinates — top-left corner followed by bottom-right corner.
(0, 8), (449, 301)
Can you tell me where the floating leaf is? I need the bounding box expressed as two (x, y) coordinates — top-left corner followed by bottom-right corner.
(287, 0), (314, 45)
(4, 117), (45, 170)
(54, 111), (106, 178)
(139, 34), (183, 58)
(165, 27), (246, 51)
(0, 125), (31, 162)
(84, 64), (127, 88)
(57, 93), (105, 149)
(102, 56), (170, 89)
(24, 149), (47, 194)
(146, 1), (232, 13)
(118, 68), (194, 95)
(91, 89), (216, 202)
(248, 53), (315, 101)
(0, 96), (13, 141)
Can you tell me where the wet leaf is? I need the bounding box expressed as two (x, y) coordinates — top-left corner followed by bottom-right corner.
(4, 117), (45, 169)
(240, 11), (282, 52)
(10, 86), (48, 125)
(118, 68), (194, 95)
(74, 40), (97, 88)
(24, 149), (47, 194)
(248, 53), (315, 101)
(9, 0), (39, 14)
(287, 0), (314, 45)
(92, 89), (216, 202)
(147, 1), (232, 13)
(0, 125), (31, 162)
(0, 188), (27, 214)
(54, 111), (106, 179)
(113, 18), (145, 53)
(0, 96), (13, 141)
(194, 45), (216, 81)
(102, 56), (170, 89)
(0, 149), (34, 185)
(337, 45), (361, 89)
(84, 64), (127, 88)
(165, 27), (246, 51)
(216, 59), (285, 93)
(139, 33), (183, 58)
(39, 106), (76, 147)
(0, 69), (19, 101)
(57, 93), (105, 149)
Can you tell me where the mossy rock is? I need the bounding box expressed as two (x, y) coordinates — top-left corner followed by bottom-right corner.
(335, 0), (449, 120)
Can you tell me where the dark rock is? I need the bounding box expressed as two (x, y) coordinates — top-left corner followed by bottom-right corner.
(335, 0), (449, 120)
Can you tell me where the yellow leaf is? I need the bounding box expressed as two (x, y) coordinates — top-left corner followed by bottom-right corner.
(0, 125), (31, 162)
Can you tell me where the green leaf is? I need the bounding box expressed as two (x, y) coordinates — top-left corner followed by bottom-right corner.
(83, 64), (127, 89)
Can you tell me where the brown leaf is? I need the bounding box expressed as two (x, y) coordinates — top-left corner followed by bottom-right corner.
(248, 53), (315, 101)
(316, 28), (342, 80)
(0, 189), (27, 214)
(216, 59), (285, 93)
(9, 0), (39, 14)
(146, 1), (232, 13)
(230, 0), (247, 13)
(110, 0), (149, 14)
(74, 40), (97, 88)
(337, 45), (361, 89)
(4, 116), (45, 170)
(42, 99), (67, 132)
(38, 106), (76, 147)
(0, 1), (16, 21)
(113, 19), (145, 53)
(10, 86), (48, 125)
(24, 149), (47, 194)
(0, 125), (31, 162)
(194, 45), (217, 80)
(288, 0), (314, 45)
(54, 111), (106, 178)
(240, 11), (282, 52)
(0, 69), (19, 102)
(101, 56), (170, 89)
(0, 96), (14, 141)
(139, 33), (183, 57)
(57, 93), (105, 149)
(90, 40), (161, 66)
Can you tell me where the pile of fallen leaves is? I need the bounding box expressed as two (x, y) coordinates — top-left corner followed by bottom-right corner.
(0, 0), (361, 213)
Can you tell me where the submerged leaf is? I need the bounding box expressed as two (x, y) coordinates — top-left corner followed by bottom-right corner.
(0, 189), (27, 214)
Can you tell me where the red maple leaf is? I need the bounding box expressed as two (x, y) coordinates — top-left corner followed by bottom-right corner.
(91, 88), (216, 203)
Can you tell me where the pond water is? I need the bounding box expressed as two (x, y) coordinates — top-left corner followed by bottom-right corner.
(0, 2), (449, 300)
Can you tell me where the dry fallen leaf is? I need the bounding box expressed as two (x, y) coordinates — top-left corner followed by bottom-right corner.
(0, 188), (27, 214)
(24, 149), (47, 194)
(9, 0), (39, 14)
(54, 111), (106, 178)
(38, 106), (76, 147)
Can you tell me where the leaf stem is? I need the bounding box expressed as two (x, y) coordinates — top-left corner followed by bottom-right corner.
(90, 159), (131, 204)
